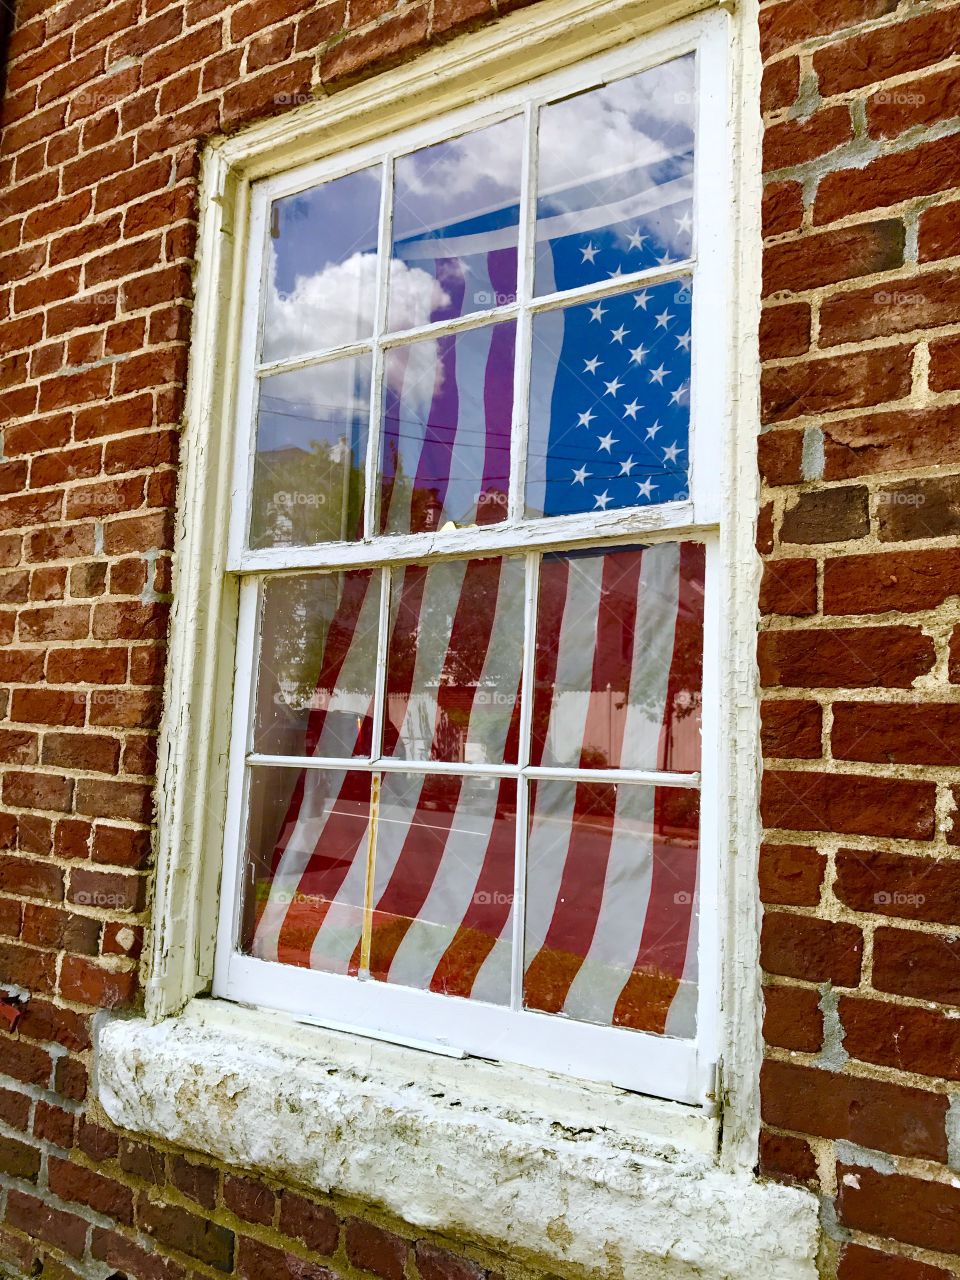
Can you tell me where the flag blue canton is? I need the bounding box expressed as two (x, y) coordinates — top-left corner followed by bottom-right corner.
(531, 204), (694, 520)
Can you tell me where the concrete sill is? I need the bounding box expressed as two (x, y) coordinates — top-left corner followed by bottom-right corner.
(95, 999), (819, 1279)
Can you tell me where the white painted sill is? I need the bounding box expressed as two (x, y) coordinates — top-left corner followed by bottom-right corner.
(95, 1000), (819, 1279)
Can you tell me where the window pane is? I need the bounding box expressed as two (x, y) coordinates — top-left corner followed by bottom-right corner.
(253, 570), (382, 758)
(367, 771), (516, 1004)
(532, 542), (703, 772)
(525, 276), (692, 518)
(241, 766), (373, 974)
(379, 322), (514, 534)
(250, 356), (370, 548)
(534, 54), (695, 296)
(388, 117), (523, 331)
(262, 166), (382, 363)
(523, 779), (699, 1036)
(383, 556), (524, 764)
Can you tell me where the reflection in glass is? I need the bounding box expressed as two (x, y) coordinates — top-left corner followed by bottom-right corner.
(535, 54), (695, 296)
(532, 542), (704, 773)
(242, 766), (373, 973)
(526, 276), (692, 518)
(379, 322), (514, 535)
(383, 556), (524, 764)
(261, 167), (382, 363)
(253, 570), (382, 758)
(388, 117), (523, 331)
(367, 771), (516, 1003)
(250, 356), (370, 548)
(523, 779), (699, 1035)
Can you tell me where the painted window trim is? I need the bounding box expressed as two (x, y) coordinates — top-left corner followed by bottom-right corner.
(213, 22), (725, 1105)
(106, 0), (778, 1214)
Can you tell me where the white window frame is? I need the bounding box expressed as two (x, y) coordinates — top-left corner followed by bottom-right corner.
(210, 22), (726, 1106)
(121, 0), (783, 1214)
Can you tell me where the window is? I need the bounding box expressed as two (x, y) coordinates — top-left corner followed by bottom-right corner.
(213, 24), (730, 1106)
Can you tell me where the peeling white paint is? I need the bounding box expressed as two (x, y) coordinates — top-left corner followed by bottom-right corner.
(97, 1009), (819, 1280)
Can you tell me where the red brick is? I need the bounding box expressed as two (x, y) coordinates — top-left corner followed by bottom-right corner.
(758, 626), (935, 688)
(838, 1243), (953, 1280)
(763, 105), (852, 173)
(758, 428), (804, 486)
(76, 777), (152, 822)
(345, 1219), (408, 1280)
(873, 926), (960, 1005)
(48, 1157), (134, 1223)
(138, 1201), (234, 1272)
(91, 1227), (187, 1280)
(761, 1059), (947, 1160)
(815, 6), (960, 96)
(918, 200), (960, 264)
(2, 770), (74, 813)
(763, 983), (823, 1052)
(836, 847), (960, 926)
(759, 559), (818, 617)
(220, 60), (314, 132)
(760, 700), (822, 759)
(170, 1154), (218, 1209)
(33, 1099), (75, 1148)
(759, 0), (897, 55)
(761, 347), (913, 423)
(837, 1165), (960, 1254)
(759, 303), (810, 360)
(237, 1237), (337, 1280)
(5, 1190), (89, 1258)
(840, 994), (960, 1080)
(278, 1192), (339, 1256)
(816, 133), (960, 224)
(833, 702), (960, 766)
(762, 181), (804, 237)
(824, 549), (960, 614)
(759, 842), (826, 906)
(0, 1134), (41, 1180)
(822, 405), (960, 479)
(319, 7), (428, 86)
(11, 688), (85, 728)
(223, 1176), (275, 1226)
(761, 770), (935, 839)
(415, 1241), (487, 1280)
(761, 56), (800, 114)
(47, 646), (128, 684)
(21, 903), (100, 953)
(761, 911), (863, 984)
(59, 956), (137, 1009)
(764, 220), (904, 299)
(820, 270), (957, 347)
(780, 486), (869, 544)
(758, 1130), (818, 1186)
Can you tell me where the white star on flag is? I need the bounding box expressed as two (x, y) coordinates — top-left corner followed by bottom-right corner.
(633, 290), (651, 309)
(589, 302), (606, 323)
(576, 408), (596, 427)
(629, 343), (649, 365)
(636, 478), (658, 499)
(669, 383), (688, 406)
(610, 325), (628, 344)
(594, 490), (612, 509)
(623, 399), (641, 420)
(627, 229), (647, 250)
(675, 210), (693, 235)
(619, 456), (637, 475)
(597, 432), (618, 452)
(603, 376), (623, 397)
(580, 242), (599, 263)
(571, 465), (591, 485)
(654, 309), (673, 329)
(645, 420), (662, 439)
(583, 356), (602, 373)
(649, 365), (668, 385)
(662, 442), (681, 463)
(675, 331), (692, 351)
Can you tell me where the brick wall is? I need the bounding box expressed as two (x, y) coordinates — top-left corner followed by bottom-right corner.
(0, 0), (558, 1277)
(1, 0), (959, 1274)
(757, 0), (960, 1275)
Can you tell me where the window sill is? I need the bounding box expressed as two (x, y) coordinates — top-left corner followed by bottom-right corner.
(95, 1000), (819, 1279)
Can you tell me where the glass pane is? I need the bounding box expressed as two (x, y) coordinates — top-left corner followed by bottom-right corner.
(253, 570), (382, 758)
(367, 771), (516, 1004)
(532, 542), (704, 772)
(525, 276), (692, 518)
(241, 765), (373, 974)
(383, 556), (524, 764)
(379, 322), (514, 534)
(534, 54), (695, 296)
(388, 117), (523, 331)
(250, 356), (370, 548)
(262, 166), (382, 363)
(523, 779), (699, 1035)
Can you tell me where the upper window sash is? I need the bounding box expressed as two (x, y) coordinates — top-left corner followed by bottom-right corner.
(225, 18), (732, 576)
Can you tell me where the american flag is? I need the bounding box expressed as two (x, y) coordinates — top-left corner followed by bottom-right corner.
(249, 110), (703, 1038)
